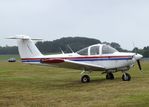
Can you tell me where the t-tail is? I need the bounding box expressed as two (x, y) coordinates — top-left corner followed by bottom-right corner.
(7, 35), (43, 59)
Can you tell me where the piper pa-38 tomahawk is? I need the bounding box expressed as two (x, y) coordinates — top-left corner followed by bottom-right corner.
(8, 35), (143, 83)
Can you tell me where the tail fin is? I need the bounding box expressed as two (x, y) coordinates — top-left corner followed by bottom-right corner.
(7, 35), (43, 58)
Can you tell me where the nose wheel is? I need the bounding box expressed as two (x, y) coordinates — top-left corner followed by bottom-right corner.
(122, 73), (131, 81)
(81, 75), (90, 83)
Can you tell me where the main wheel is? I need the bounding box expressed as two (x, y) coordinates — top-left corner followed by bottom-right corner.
(81, 75), (90, 83)
(122, 73), (131, 81)
(106, 73), (114, 80)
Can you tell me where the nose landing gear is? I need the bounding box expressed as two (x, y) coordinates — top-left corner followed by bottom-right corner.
(122, 73), (131, 81)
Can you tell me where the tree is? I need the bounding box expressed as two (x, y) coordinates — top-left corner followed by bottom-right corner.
(36, 37), (101, 54)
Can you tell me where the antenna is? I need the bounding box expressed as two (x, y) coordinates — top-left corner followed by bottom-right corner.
(67, 45), (74, 53)
(59, 48), (65, 54)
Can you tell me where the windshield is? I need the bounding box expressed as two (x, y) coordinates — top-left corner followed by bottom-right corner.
(77, 47), (88, 55)
(102, 45), (118, 54)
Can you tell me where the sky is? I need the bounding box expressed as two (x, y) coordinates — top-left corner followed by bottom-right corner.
(0, 0), (148, 50)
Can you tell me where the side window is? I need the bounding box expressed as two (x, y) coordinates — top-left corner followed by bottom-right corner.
(90, 46), (100, 55)
(77, 47), (88, 55)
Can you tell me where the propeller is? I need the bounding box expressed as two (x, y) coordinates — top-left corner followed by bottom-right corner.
(137, 60), (142, 71)
(133, 54), (143, 71)
(132, 44), (143, 71)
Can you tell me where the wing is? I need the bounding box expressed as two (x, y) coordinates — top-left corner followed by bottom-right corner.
(63, 60), (105, 71)
(41, 58), (105, 71)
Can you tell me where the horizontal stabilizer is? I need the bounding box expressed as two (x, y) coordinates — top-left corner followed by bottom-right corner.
(6, 35), (42, 40)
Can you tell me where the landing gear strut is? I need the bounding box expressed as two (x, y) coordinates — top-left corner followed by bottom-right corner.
(106, 72), (114, 80)
(122, 73), (131, 81)
(81, 75), (90, 83)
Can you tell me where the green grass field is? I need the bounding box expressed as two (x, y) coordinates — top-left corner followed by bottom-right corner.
(0, 60), (149, 107)
(0, 55), (20, 61)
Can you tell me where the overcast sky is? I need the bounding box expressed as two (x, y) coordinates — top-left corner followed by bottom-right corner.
(0, 0), (148, 50)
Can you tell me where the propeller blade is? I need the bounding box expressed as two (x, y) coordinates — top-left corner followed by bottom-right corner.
(137, 60), (142, 71)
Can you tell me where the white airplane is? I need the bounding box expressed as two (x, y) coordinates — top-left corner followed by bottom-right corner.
(8, 35), (143, 83)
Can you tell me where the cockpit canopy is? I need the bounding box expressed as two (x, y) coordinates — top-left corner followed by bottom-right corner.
(77, 44), (118, 55)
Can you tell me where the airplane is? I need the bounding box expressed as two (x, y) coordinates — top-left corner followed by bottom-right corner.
(7, 35), (143, 83)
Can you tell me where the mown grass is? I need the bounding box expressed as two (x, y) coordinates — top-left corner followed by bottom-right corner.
(0, 61), (148, 107)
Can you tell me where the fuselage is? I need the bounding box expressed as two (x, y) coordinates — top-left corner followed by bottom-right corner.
(21, 52), (136, 71)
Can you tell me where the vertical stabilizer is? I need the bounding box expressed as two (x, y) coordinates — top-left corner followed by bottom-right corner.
(8, 35), (43, 58)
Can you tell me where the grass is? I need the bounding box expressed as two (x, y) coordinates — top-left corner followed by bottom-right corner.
(0, 55), (20, 61)
(0, 60), (148, 107)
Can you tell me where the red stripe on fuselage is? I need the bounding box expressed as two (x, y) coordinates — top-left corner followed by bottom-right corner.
(21, 55), (133, 61)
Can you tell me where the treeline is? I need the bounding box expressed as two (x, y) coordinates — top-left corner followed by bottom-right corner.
(0, 37), (148, 57)
(132, 46), (149, 58)
(0, 46), (18, 54)
(36, 37), (101, 53)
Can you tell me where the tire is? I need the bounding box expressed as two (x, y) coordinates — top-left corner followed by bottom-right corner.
(106, 73), (114, 80)
(81, 75), (90, 83)
(122, 73), (131, 81)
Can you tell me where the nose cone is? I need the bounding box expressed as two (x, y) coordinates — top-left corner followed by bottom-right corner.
(134, 54), (143, 60)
